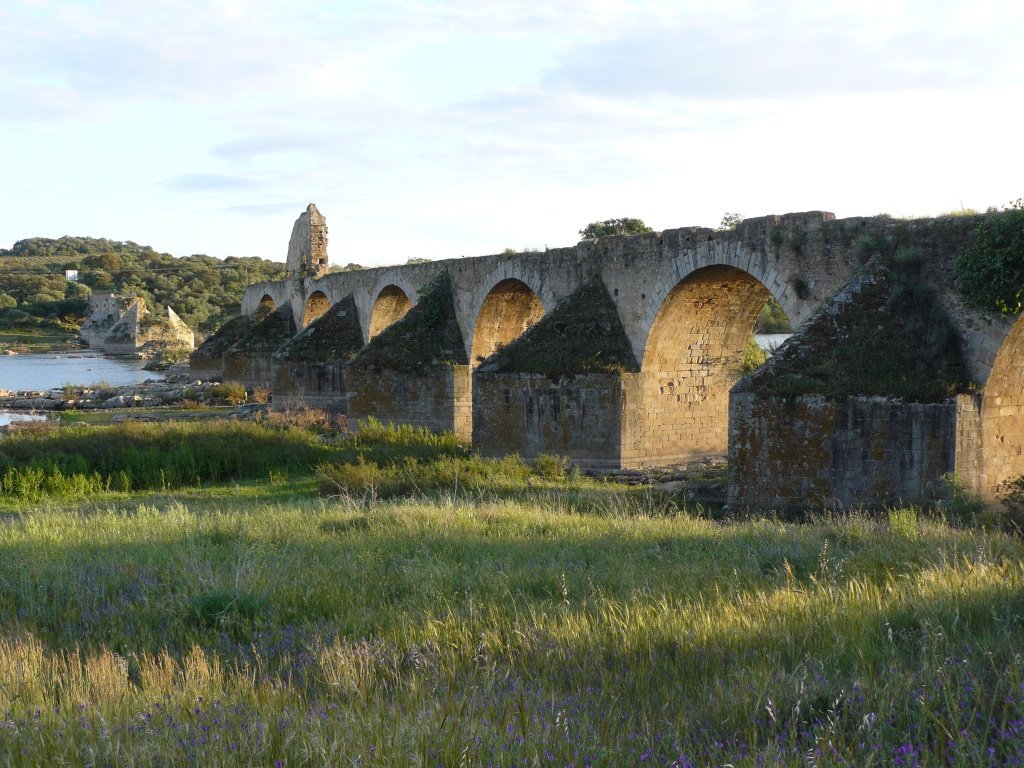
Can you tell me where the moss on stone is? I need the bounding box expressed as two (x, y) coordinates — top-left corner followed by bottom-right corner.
(191, 315), (256, 360)
(477, 279), (639, 379)
(348, 272), (468, 374)
(744, 262), (971, 402)
(274, 295), (364, 362)
(225, 303), (297, 355)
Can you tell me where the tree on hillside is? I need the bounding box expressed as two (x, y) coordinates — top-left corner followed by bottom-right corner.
(579, 218), (652, 239)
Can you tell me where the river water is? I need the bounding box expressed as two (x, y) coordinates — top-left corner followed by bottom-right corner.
(754, 333), (792, 352)
(0, 350), (162, 393)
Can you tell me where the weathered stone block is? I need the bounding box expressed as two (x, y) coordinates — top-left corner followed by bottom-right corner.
(347, 365), (472, 440)
(473, 372), (624, 467)
(728, 392), (982, 511)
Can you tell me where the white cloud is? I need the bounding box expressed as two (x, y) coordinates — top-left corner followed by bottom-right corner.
(0, 0), (1021, 263)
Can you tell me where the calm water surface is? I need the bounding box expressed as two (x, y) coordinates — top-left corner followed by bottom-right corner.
(755, 333), (792, 352)
(0, 351), (162, 392)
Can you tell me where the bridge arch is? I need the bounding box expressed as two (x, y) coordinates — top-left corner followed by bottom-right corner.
(257, 294), (276, 318)
(626, 264), (787, 464)
(470, 278), (546, 366)
(369, 284), (413, 339)
(303, 290), (331, 328)
(982, 314), (1024, 498)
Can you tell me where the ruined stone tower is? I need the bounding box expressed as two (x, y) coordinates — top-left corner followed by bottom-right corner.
(285, 203), (328, 277)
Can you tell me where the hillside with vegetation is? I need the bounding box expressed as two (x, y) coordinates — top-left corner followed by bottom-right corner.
(0, 236), (286, 349)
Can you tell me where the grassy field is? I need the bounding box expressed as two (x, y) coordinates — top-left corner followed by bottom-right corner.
(0, 419), (1021, 765)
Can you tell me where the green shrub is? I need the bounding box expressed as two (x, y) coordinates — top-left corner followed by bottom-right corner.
(954, 201), (1024, 315)
(738, 336), (768, 376)
(533, 454), (569, 481)
(208, 380), (247, 405)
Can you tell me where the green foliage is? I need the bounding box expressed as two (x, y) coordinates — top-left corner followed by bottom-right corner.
(348, 272), (469, 373)
(0, 493), (1022, 764)
(998, 473), (1024, 531)
(752, 263), (971, 401)
(533, 453), (569, 480)
(754, 298), (792, 333)
(853, 232), (886, 263)
(738, 335), (768, 376)
(718, 212), (743, 231)
(954, 200), (1024, 315)
(207, 380), (248, 405)
(578, 218), (652, 239)
(316, 453), (536, 499)
(0, 236), (286, 333)
(189, 589), (267, 630)
(0, 421), (334, 499)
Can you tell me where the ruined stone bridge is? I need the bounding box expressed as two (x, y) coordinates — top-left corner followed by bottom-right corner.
(193, 204), (1022, 511)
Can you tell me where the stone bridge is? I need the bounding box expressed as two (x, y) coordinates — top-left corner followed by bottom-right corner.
(195, 204), (1021, 510)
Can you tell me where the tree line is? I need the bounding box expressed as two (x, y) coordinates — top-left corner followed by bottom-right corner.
(0, 236), (286, 334)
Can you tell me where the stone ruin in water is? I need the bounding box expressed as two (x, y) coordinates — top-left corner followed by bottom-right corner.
(80, 292), (195, 356)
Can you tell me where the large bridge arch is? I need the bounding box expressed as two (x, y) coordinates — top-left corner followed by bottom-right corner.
(621, 263), (788, 465)
(256, 293), (277, 318)
(369, 284), (413, 339)
(461, 265), (556, 364)
(302, 290), (331, 328)
(981, 314), (1024, 499)
(469, 278), (546, 365)
(242, 284), (289, 318)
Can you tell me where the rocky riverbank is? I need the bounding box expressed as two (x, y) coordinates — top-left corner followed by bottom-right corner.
(0, 372), (230, 411)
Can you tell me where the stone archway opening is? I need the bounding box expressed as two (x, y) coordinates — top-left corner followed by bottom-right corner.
(257, 294), (276, 320)
(982, 315), (1024, 500)
(303, 291), (330, 328)
(470, 278), (545, 365)
(633, 264), (779, 462)
(369, 285), (412, 339)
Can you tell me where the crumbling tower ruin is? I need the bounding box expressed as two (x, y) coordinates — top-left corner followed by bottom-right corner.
(285, 203), (328, 278)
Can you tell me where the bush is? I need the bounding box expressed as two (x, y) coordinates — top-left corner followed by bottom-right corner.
(207, 381), (247, 405)
(533, 454), (569, 480)
(738, 336), (768, 376)
(954, 201), (1024, 315)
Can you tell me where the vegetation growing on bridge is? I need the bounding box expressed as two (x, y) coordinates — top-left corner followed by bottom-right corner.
(274, 295), (365, 362)
(954, 199), (1024, 316)
(348, 271), (469, 373)
(746, 260), (971, 401)
(222, 302), (296, 356)
(477, 279), (639, 379)
(578, 217), (652, 239)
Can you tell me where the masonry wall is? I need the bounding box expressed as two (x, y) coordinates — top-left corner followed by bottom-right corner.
(222, 350), (276, 389)
(272, 361), (347, 411)
(980, 315), (1024, 498)
(473, 372), (624, 466)
(347, 365), (472, 440)
(728, 393), (974, 510)
(619, 370), (733, 467)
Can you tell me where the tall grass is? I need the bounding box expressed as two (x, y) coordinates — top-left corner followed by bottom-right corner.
(0, 421), (333, 498)
(0, 497), (1021, 765)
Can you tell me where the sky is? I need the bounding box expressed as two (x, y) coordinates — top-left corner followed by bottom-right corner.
(2, 0), (1023, 266)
